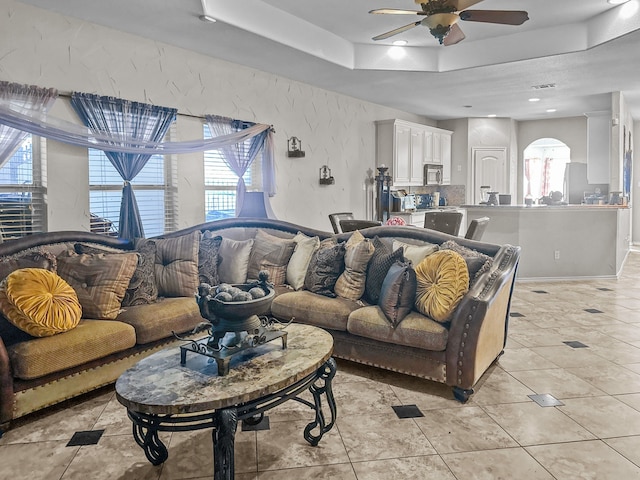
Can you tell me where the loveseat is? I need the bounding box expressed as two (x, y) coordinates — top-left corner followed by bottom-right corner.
(0, 217), (519, 434)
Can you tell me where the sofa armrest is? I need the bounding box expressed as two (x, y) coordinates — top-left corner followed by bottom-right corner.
(445, 244), (520, 391)
(0, 335), (15, 431)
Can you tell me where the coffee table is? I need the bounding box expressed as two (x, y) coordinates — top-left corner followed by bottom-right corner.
(115, 323), (336, 480)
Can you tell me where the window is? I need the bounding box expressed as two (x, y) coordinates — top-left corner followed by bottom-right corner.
(523, 138), (570, 202)
(89, 129), (177, 238)
(0, 134), (47, 239)
(203, 124), (262, 221)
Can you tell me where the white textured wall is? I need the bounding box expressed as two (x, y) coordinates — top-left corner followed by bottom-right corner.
(518, 117), (588, 164)
(0, 0), (429, 232)
(437, 118), (468, 190)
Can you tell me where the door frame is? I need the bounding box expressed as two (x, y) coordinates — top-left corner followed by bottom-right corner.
(471, 147), (509, 204)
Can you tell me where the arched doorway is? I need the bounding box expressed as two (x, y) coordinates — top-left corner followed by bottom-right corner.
(523, 138), (570, 204)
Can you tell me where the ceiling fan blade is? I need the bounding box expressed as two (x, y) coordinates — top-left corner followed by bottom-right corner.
(369, 8), (427, 15)
(459, 10), (529, 25)
(443, 23), (466, 46)
(447, 0), (485, 11)
(372, 21), (422, 41)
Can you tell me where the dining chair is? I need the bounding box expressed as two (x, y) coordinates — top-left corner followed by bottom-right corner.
(328, 212), (354, 233)
(464, 216), (490, 240)
(339, 219), (382, 232)
(423, 211), (463, 236)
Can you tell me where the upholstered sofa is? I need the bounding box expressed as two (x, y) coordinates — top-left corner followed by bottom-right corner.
(0, 218), (519, 434)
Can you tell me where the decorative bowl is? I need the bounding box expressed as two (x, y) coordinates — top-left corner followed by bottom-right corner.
(196, 282), (275, 322)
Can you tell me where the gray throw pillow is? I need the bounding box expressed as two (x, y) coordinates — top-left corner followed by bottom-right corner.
(286, 232), (320, 290)
(378, 261), (417, 327)
(218, 237), (254, 284)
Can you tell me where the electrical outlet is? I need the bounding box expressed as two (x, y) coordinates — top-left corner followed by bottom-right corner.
(457, 164), (462, 172)
(554, 250), (560, 260)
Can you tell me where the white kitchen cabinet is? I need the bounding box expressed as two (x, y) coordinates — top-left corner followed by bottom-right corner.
(430, 131), (452, 185)
(393, 123), (412, 185)
(441, 133), (452, 185)
(376, 119), (453, 187)
(410, 128), (425, 186)
(423, 130), (434, 164)
(432, 132), (442, 164)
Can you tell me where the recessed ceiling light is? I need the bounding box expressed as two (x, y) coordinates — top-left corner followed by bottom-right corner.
(546, 108), (557, 113)
(199, 14), (217, 23)
(529, 98), (541, 102)
(608, 0), (630, 5)
(393, 40), (408, 46)
(388, 46), (407, 60)
(487, 114), (497, 118)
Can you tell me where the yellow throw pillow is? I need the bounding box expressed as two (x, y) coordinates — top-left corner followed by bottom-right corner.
(414, 250), (469, 323)
(0, 268), (82, 337)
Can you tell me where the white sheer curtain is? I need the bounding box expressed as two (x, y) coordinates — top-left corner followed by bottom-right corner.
(0, 103), (273, 156)
(0, 82), (57, 168)
(205, 115), (273, 215)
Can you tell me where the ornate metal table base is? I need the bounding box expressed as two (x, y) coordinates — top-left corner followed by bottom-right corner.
(179, 318), (288, 376)
(127, 358), (337, 479)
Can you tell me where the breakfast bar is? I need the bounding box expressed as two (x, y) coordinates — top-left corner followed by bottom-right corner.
(464, 205), (630, 280)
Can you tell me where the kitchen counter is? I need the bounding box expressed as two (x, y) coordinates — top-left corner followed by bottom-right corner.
(465, 205), (630, 280)
(463, 204), (629, 210)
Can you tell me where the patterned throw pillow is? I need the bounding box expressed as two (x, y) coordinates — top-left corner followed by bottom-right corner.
(57, 251), (138, 320)
(153, 231), (200, 297)
(286, 232), (320, 290)
(123, 239), (158, 306)
(0, 268), (82, 337)
(378, 261), (417, 327)
(75, 241), (159, 307)
(303, 241), (346, 298)
(0, 248), (57, 281)
(246, 230), (296, 282)
(414, 249), (469, 323)
(218, 237), (254, 284)
(198, 232), (223, 286)
(335, 231), (375, 301)
(364, 236), (405, 304)
(439, 240), (494, 287)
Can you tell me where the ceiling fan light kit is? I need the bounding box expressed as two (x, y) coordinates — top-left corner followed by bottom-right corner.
(370, 0), (529, 46)
(424, 13), (460, 44)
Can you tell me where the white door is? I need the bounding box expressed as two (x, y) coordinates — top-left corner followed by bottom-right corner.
(473, 148), (508, 204)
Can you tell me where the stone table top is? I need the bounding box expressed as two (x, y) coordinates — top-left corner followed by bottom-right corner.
(115, 323), (333, 415)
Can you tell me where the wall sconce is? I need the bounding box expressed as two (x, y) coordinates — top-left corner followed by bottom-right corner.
(319, 165), (335, 185)
(287, 137), (305, 158)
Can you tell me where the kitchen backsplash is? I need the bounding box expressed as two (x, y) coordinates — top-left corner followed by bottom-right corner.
(409, 185), (466, 207)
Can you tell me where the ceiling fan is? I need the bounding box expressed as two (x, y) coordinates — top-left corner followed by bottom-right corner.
(370, 0), (529, 46)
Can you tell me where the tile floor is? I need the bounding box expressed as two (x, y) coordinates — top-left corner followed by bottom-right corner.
(3, 253), (640, 479)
